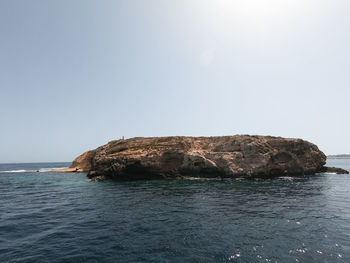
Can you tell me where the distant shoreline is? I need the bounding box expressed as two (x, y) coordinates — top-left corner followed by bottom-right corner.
(328, 154), (350, 158)
(0, 161), (71, 165)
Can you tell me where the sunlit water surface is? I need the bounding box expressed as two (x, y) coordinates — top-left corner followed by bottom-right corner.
(1, 159), (350, 262)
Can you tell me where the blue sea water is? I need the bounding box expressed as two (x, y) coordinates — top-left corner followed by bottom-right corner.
(0, 159), (350, 263)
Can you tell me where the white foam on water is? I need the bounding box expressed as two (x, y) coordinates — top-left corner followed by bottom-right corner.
(0, 167), (68, 173)
(182, 177), (216, 181)
(278, 176), (294, 180)
(0, 169), (32, 173)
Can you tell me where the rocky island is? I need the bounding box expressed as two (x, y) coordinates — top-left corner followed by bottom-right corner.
(62, 135), (349, 181)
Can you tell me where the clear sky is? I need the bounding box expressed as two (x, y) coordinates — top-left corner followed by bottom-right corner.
(1, 0), (350, 163)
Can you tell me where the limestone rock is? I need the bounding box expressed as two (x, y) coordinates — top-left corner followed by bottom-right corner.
(67, 135), (344, 180)
(58, 150), (96, 173)
(321, 166), (349, 174)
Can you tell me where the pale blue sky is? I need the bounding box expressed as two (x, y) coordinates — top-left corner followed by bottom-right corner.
(1, 0), (350, 163)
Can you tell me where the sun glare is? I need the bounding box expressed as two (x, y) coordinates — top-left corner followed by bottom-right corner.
(200, 0), (298, 20)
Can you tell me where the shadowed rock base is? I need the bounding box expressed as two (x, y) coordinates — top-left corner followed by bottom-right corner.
(62, 135), (349, 181)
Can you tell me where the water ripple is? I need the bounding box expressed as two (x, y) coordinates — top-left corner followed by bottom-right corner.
(0, 160), (350, 262)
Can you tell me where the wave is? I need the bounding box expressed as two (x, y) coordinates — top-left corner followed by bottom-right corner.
(182, 176), (219, 181)
(0, 167), (68, 173)
(0, 169), (30, 173)
(278, 176), (295, 180)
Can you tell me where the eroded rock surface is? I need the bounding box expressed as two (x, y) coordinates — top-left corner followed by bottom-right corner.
(58, 150), (95, 173)
(66, 135), (348, 180)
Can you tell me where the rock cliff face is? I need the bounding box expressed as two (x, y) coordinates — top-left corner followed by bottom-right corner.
(67, 135), (348, 180)
(69, 150), (95, 172)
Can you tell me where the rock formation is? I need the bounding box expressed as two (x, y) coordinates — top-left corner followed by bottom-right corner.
(57, 150), (95, 173)
(64, 135), (349, 180)
(321, 166), (349, 174)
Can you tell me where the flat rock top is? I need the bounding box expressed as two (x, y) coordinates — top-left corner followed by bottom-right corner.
(98, 135), (321, 158)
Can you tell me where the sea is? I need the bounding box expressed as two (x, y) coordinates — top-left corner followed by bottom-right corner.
(0, 159), (350, 263)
